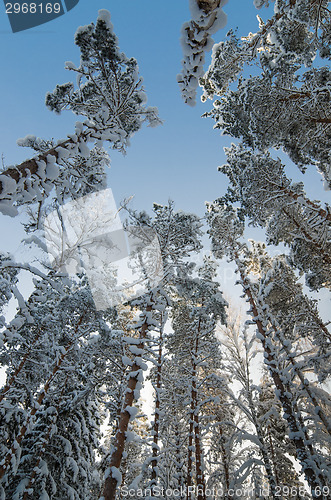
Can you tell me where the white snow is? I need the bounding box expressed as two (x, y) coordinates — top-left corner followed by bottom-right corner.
(110, 466), (122, 486)
(98, 10), (113, 31)
(125, 405), (139, 421)
(65, 61), (76, 70)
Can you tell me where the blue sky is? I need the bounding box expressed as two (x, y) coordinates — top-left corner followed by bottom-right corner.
(0, 0), (330, 315)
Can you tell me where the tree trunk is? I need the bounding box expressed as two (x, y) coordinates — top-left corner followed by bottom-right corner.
(193, 384), (206, 500)
(174, 426), (185, 491)
(187, 399), (194, 500)
(219, 427), (231, 500)
(150, 320), (164, 486)
(191, 319), (206, 500)
(250, 410), (278, 498)
(101, 303), (152, 500)
(0, 128), (93, 197)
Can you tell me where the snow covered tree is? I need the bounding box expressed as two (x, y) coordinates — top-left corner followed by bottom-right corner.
(0, 13), (162, 493)
(166, 257), (227, 500)
(219, 316), (280, 497)
(0, 252), (19, 312)
(145, 307), (168, 491)
(200, 4), (331, 486)
(0, 275), (114, 498)
(247, 241), (331, 385)
(155, 357), (189, 494)
(101, 202), (203, 500)
(217, 143), (331, 291)
(257, 373), (308, 498)
(178, 0), (228, 105)
(0, 9), (160, 216)
(1, 4), (330, 498)
(201, 0), (331, 186)
(206, 202), (331, 496)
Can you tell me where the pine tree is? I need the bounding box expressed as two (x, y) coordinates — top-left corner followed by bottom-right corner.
(101, 202), (203, 500)
(219, 316), (280, 497)
(206, 202), (331, 496)
(0, 273), (124, 499)
(0, 9), (160, 216)
(167, 257), (227, 500)
(257, 373), (307, 499)
(201, 0), (331, 186)
(216, 143), (331, 291)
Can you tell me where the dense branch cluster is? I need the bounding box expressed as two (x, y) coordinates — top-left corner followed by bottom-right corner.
(201, 0), (331, 186)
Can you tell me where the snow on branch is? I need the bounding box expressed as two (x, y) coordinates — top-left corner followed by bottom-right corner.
(177, 0), (228, 106)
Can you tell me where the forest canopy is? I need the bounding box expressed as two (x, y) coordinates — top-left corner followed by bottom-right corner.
(0, 2), (330, 500)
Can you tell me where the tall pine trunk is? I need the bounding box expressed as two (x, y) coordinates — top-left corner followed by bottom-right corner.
(101, 303), (152, 500)
(150, 319), (164, 487)
(191, 319), (206, 500)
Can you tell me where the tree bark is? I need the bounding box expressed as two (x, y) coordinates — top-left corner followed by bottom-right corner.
(101, 304), (152, 500)
(191, 318), (206, 500)
(150, 320), (164, 486)
(187, 396), (194, 500)
(0, 138), (74, 196)
(219, 427), (231, 500)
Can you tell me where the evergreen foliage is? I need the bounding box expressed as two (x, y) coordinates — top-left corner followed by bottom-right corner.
(0, 3), (330, 500)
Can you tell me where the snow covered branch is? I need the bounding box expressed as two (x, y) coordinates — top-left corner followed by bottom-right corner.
(177, 0), (228, 105)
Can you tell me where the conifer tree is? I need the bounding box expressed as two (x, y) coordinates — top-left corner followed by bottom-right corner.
(206, 202), (331, 496)
(101, 202), (203, 500)
(219, 317), (280, 497)
(0, 9), (159, 215)
(257, 373), (307, 498)
(156, 357), (190, 495)
(216, 144), (331, 291)
(167, 257), (227, 500)
(201, 0), (331, 186)
(0, 267), (135, 499)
